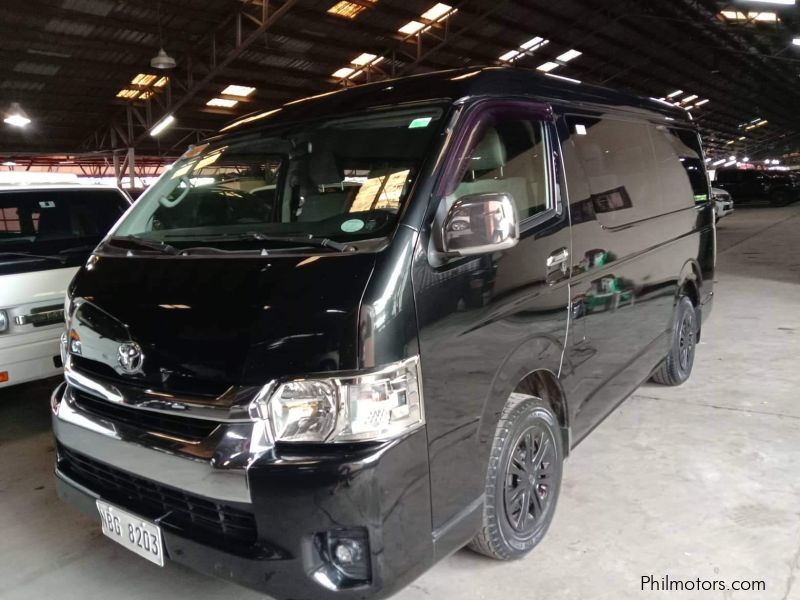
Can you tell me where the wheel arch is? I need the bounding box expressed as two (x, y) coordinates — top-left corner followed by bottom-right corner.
(478, 335), (571, 460)
(677, 259), (702, 339)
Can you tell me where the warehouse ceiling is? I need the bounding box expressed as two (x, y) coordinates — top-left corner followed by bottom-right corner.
(2, 0), (800, 166)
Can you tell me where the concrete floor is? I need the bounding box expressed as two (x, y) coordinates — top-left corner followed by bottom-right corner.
(2, 204), (799, 600)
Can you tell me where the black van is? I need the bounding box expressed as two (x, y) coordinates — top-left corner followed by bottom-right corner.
(714, 168), (795, 206)
(52, 67), (715, 599)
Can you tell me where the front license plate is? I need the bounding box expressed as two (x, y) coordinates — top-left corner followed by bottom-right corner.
(96, 500), (165, 567)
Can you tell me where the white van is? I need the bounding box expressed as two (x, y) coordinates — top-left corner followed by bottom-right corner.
(0, 184), (130, 387)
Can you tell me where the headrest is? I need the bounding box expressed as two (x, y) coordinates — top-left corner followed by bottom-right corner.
(468, 128), (506, 172)
(308, 141), (341, 187)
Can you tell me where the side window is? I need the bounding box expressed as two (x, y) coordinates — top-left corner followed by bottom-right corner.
(650, 126), (708, 210)
(449, 116), (551, 222)
(567, 116), (660, 225)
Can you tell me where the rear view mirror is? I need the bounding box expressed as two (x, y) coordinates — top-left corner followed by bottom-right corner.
(442, 192), (520, 257)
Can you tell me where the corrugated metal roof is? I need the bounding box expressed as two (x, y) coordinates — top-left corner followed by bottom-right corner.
(0, 0), (797, 164)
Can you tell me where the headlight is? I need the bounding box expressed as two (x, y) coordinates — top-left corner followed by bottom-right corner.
(0, 310), (8, 333)
(251, 356), (424, 443)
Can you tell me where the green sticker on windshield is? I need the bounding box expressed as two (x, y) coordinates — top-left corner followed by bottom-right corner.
(341, 219), (365, 233)
(409, 117), (432, 129)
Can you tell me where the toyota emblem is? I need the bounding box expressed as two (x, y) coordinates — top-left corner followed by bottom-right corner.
(117, 342), (145, 375)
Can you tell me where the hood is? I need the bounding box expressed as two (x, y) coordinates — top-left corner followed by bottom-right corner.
(68, 253), (376, 394)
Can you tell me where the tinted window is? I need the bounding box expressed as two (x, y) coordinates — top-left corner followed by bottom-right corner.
(567, 116), (660, 225)
(115, 107), (444, 249)
(650, 126), (708, 209)
(715, 170), (737, 184)
(447, 117), (550, 222)
(0, 190), (128, 247)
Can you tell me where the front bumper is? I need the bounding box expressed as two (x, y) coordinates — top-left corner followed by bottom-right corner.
(52, 383), (434, 599)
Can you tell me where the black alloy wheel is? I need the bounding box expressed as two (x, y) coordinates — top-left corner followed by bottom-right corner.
(651, 295), (697, 386)
(504, 424), (557, 535)
(469, 394), (563, 560)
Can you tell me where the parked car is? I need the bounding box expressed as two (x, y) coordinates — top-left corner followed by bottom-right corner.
(714, 168), (795, 205)
(711, 187), (734, 222)
(52, 67), (715, 600)
(0, 184), (130, 388)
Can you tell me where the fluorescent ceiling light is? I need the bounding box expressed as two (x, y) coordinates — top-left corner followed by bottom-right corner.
(667, 89), (683, 98)
(729, 155), (737, 161)
(681, 94), (699, 103)
(352, 52), (378, 66)
(327, 0), (375, 18)
(772, 159), (780, 164)
(398, 20), (425, 35)
(545, 73), (581, 84)
(207, 98), (238, 108)
(221, 84), (255, 97)
(154, 77), (168, 87)
(116, 89), (139, 99)
(4, 114), (31, 127)
(723, 160), (736, 167)
(520, 37), (548, 50)
(752, 11), (779, 20)
(2, 161), (16, 166)
(332, 67), (356, 78)
(721, 9), (778, 20)
(793, 37), (800, 45)
(743, 156), (750, 162)
(575, 124), (588, 135)
(557, 49), (582, 62)
(499, 49), (521, 62)
(131, 73), (156, 86)
(537, 62), (560, 72)
(694, 99), (710, 106)
(712, 158), (726, 166)
(150, 114), (175, 136)
(421, 3), (452, 21)
(704, 158), (712, 163)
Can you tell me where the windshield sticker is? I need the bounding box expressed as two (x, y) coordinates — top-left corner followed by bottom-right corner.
(341, 219), (365, 233)
(38, 201), (56, 208)
(408, 117), (433, 129)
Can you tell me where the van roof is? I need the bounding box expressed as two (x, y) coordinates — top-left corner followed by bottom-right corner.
(214, 66), (690, 140)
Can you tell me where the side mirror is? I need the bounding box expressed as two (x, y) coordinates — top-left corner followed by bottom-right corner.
(442, 192), (520, 257)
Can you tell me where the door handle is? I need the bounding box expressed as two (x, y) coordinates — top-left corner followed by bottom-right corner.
(546, 247), (570, 269)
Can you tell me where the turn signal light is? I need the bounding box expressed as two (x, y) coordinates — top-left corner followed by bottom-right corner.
(0, 371), (8, 383)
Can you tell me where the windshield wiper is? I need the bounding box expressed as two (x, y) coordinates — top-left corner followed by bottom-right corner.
(241, 232), (356, 252)
(183, 232), (357, 253)
(0, 251), (67, 264)
(58, 243), (99, 255)
(105, 235), (180, 255)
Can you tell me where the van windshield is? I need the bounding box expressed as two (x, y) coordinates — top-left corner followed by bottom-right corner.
(113, 107), (444, 252)
(0, 189), (129, 265)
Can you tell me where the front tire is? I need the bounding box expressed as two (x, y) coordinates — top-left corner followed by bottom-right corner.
(469, 394), (563, 560)
(651, 296), (697, 386)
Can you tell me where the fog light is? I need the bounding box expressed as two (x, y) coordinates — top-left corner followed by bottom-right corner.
(327, 529), (370, 582)
(334, 540), (359, 565)
(312, 528), (371, 589)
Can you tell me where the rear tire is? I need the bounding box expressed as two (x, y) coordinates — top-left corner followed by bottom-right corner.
(770, 190), (791, 207)
(651, 296), (697, 386)
(469, 393), (563, 560)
